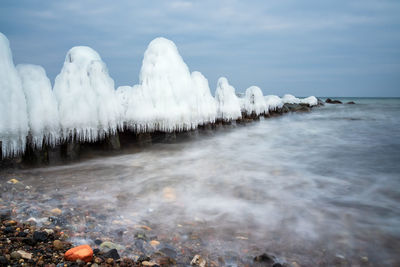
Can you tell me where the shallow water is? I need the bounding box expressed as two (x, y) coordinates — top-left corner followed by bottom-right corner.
(2, 98), (400, 266)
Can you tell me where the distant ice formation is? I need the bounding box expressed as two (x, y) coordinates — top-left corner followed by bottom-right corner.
(0, 33), (28, 157)
(242, 86), (267, 116)
(53, 46), (122, 142)
(215, 77), (242, 121)
(282, 94), (318, 106)
(17, 64), (60, 148)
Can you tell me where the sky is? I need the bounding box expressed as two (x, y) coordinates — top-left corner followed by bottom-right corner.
(1, 0), (400, 97)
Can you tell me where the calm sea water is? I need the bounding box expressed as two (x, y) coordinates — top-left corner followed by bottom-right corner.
(2, 98), (400, 266)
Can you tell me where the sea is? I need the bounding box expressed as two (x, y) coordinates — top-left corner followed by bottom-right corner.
(1, 98), (400, 266)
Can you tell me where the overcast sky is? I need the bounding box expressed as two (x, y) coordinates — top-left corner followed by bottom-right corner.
(1, 0), (399, 97)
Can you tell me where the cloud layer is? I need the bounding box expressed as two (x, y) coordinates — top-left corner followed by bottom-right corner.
(1, 0), (399, 96)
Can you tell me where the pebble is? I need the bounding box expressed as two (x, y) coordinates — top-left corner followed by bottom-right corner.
(53, 240), (64, 250)
(191, 255), (207, 267)
(10, 251), (21, 260)
(142, 261), (157, 266)
(103, 248), (120, 260)
(64, 244), (93, 263)
(17, 250), (32, 260)
(99, 241), (123, 252)
(33, 231), (48, 242)
(7, 178), (20, 184)
(51, 208), (62, 215)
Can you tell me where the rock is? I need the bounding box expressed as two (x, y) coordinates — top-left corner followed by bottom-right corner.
(149, 240), (160, 248)
(137, 255), (151, 263)
(0, 256), (9, 265)
(325, 98), (342, 104)
(360, 256), (368, 263)
(159, 245), (177, 259)
(33, 231), (48, 242)
(64, 244), (93, 263)
(99, 241), (124, 252)
(53, 240), (64, 250)
(106, 258), (114, 264)
(10, 251), (21, 260)
(44, 228), (54, 235)
(7, 178), (20, 184)
(283, 103), (311, 112)
(191, 255), (207, 267)
(51, 208), (62, 215)
(254, 253), (275, 263)
(17, 250), (32, 260)
(103, 248), (120, 260)
(346, 101), (355, 104)
(94, 239), (103, 245)
(91, 264), (99, 267)
(142, 261), (157, 266)
(4, 220), (17, 226)
(4, 226), (14, 234)
(0, 209), (11, 220)
(22, 237), (36, 246)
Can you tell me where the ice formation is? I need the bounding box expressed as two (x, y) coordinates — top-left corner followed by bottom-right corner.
(215, 77), (242, 121)
(17, 64), (60, 148)
(282, 94), (318, 106)
(0, 33), (28, 157)
(53, 46), (122, 141)
(264, 95), (284, 111)
(242, 86), (267, 116)
(122, 37), (217, 132)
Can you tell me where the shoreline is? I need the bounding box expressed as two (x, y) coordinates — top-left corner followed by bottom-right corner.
(1, 101), (323, 170)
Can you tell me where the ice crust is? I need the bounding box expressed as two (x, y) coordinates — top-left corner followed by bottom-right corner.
(215, 77), (242, 121)
(264, 95), (284, 111)
(0, 32), (321, 158)
(0, 33), (28, 157)
(242, 86), (267, 116)
(53, 46), (122, 142)
(17, 64), (60, 148)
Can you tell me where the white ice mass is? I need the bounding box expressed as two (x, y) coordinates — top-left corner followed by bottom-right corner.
(215, 77), (242, 121)
(17, 64), (60, 148)
(264, 95), (284, 111)
(121, 37), (217, 132)
(242, 86), (267, 116)
(282, 94), (318, 106)
(53, 46), (122, 142)
(0, 33), (28, 157)
(0, 31), (321, 158)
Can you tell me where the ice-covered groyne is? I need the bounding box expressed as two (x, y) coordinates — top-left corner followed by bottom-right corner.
(0, 32), (321, 165)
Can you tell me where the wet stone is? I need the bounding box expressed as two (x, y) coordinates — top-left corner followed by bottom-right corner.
(94, 239), (103, 245)
(103, 248), (120, 260)
(4, 226), (14, 234)
(10, 251), (21, 260)
(33, 231), (48, 242)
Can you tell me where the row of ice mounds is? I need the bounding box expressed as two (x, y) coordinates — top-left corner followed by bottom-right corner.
(0, 32), (318, 158)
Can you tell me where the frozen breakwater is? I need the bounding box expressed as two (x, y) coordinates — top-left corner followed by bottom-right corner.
(0, 32), (320, 166)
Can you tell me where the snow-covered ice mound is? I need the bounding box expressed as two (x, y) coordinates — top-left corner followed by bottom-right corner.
(282, 94), (318, 106)
(0, 33), (28, 157)
(121, 37), (217, 132)
(53, 46), (122, 141)
(215, 77), (242, 121)
(17, 64), (60, 148)
(264, 95), (284, 111)
(242, 86), (267, 116)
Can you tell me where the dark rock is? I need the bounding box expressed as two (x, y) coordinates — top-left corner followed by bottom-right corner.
(0, 208), (11, 220)
(17, 231), (28, 237)
(103, 248), (120, 260)
(4, 226), (15, 234)
(317, 98), (325, 106)
(137, 255), (151, 263)
(94, 239), (103, 245)
(283, 103), (311, 112)
(48, 216), (67, 226)
(0, 256), (9, 265)
(93, 248), (100, 254)
(159, 245), (177, 259)
(254, 253), (274, 263)
(325, 98), (342, 104)
(134, 231), (147, 241)
(346, 101), (355, 104)
(22, 237), (36, 246)
(33, 231), (48, 242)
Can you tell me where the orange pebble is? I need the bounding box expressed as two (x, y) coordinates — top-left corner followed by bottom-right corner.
(64, 244), (93, 262)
